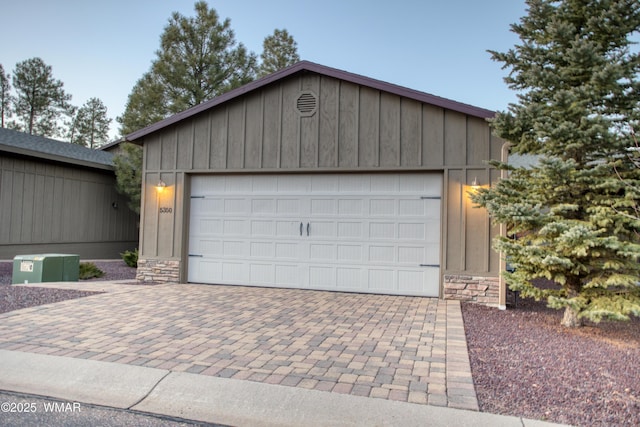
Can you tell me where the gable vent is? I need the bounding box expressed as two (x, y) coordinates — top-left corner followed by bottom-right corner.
(296, 92), (317, 116)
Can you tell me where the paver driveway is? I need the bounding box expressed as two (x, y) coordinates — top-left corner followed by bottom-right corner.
(0, 283), (477, 410)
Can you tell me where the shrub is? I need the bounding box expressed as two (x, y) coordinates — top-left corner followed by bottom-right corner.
(121, 248), (138, 268)
(79, 262), (105, 280)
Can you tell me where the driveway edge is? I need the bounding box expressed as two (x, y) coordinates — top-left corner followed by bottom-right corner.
(0, 349), (567, 427)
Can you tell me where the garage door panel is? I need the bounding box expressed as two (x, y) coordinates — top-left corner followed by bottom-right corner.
(250, 264), (275, 284)
(250, 242), (275, 257)
(275, 264), (303, 286)
(369, 245), (395, 263)
(188, 259), (222, 283)
(310, 266), (336, 287)
(309, 221), (336, 238)
(399, 271), (429, 292)
(370, 199), (396, 216)
(251, 199), (276, 214)
(276, 199), (301, 214)
(309, 243), (336, 261)
(369, 222), (396, 239)
(398, 223), (426, 239)
(338, 199), (363, 215)
(251, 221), (275, 236)
(224, 198), (248, 213)
(200, 239), (222, 255)
(337, 222), (363, 238)
(311, 199), (337, 214)
(189, 173), (442, 297)
(277, 176), (310, 192)
(398, 199), (425, 216)
(191, 218), (222, 235)
(225, 176), (252, 192)
(252, 175), (278, 192)
(398, 246), (424, 264)
(222, 263), (248, 282)
(275, 242), (302, 259)
(275, 221), (301, 237)
(222, 241), (245, 257)
(369, 269), (396, 291)
(311, 175), (339, 192)
(399, 174), (429, 192)
(223, 220), (248, 236)
(337, 245), (362, 261)
(370, 175), (397, 191)
(337, 268), (364, 290)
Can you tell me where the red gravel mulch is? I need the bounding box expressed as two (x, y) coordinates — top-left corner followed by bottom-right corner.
(462, 294), (640, 427)
(0, 261), (137, 314)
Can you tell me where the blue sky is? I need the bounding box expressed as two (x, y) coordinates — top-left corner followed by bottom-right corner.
(1, 0), (527, 139)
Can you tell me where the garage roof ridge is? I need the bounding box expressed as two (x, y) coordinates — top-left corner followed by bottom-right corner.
(125, 60), (496, 142)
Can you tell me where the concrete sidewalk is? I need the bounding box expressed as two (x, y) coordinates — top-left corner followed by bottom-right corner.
(0, 349), (563, 427)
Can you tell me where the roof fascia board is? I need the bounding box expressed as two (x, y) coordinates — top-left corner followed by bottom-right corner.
(0, 144), (114, 171)
(126, 61), (496, 142)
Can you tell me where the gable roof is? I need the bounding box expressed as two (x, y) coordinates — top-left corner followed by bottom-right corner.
(126, 60), (496, 142)
(0, 127), (114, 171)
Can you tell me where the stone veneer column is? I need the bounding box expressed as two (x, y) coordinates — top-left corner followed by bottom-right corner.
(443, 275), (500, 306)
(136, 259), (181, 283)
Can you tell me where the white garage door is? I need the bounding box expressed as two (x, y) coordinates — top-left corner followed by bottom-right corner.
(188, 173), (441, 297)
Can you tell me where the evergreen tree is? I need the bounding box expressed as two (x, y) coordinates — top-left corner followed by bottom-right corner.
(118, 73), (167, 135)
(259, 29), (300, 77)
(0, 64), (12, 128)
(112, 142), (143, 215)
(117, 1), (258, 135)
(70, 97), (111, 148)
(12, 57), (72, 137)
(471, 0), (640, 327)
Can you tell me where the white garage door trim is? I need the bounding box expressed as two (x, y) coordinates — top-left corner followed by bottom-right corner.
(188, 173), (441, 297)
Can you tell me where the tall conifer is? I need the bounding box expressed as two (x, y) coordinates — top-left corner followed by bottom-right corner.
(472, 0), (640, 327)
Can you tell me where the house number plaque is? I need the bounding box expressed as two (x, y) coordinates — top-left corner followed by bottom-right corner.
(159, 207), (173, 214)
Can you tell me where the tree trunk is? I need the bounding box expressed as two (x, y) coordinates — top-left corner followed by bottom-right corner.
(561, 305), (582, 328)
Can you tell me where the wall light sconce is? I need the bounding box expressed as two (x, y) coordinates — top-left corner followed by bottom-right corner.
(111, 201), (118, 209)
(156, 180), (167, 193)
(471, 177), (480, 189)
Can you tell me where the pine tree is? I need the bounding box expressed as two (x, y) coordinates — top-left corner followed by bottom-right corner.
(471, 0), (640, 327)
(11, 57), (72, 137)
(259, 29), (300, 77)
(0, 64), (12, 128)
(112, 142), (143, 215)
(117, 1), (257, 135)
(70, 97), (111, 148)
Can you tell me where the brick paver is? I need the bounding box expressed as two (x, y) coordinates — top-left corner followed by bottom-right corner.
(0, 283), (478, 410)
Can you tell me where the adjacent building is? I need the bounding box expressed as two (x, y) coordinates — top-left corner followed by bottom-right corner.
(0, 128), (138, 259)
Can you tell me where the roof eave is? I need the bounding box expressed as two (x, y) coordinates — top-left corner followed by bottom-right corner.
(0, 144), (114, 171)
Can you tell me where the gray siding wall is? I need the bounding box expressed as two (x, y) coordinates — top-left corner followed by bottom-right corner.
(0, 155), (139, 259)
(139, 73), (504, 283)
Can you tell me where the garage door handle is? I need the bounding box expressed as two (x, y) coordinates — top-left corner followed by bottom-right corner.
(300, 222), (304, 236)
(307, 222), (310, 236)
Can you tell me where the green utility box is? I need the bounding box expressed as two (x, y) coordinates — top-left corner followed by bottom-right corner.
(12, 254), (80, 284)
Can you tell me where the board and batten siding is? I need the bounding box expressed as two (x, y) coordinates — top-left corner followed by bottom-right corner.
(139, 72), (504, 285)
(0, 155), (139, 259)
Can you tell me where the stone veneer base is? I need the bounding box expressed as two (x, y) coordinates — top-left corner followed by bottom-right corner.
(443, 274), (499, 306)
(136, 259), (181, 283)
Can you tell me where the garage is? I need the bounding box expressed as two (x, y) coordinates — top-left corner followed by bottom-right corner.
(128, 61), (505, 306)
(188, 173), (441, 296)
